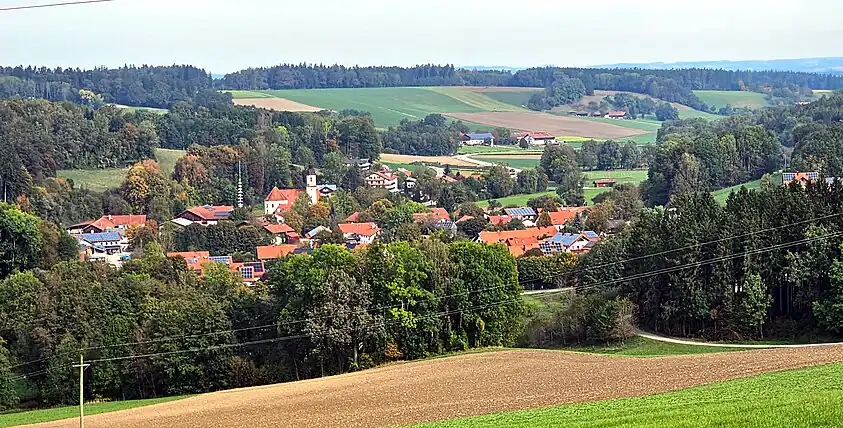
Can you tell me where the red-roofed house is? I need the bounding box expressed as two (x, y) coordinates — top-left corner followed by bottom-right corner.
(477, 227), (558, 245)
(168, 251), (265, 285)
(412, 207), (451, 224)
(455, 215), (475, 224)
(256, 245), (299, 261)
(439, 175), (458, 184)
(338, 222), (381, 244)
(174, 205), (234, 226)
(67, 214), (147, 235)
(365, 171), (398, 191)
(546, 207), (588, 231)
(263, 223), (300, 244)
(605, 111), (627, 119)
(487, 215), (515, 226)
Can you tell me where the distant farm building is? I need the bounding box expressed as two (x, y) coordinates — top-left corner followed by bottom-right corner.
(513, 131), (556, 146)
(460, 132), (495, 146)
(605, 111), (628, 119)
(593, 179), (617, 188)
(782, 172), (838, 187)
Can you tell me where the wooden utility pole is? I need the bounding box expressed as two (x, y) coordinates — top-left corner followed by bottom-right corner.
(73, 355), (90, 428)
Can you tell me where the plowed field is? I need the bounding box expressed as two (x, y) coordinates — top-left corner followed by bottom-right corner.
(232, 97), (323, 112)
(445, 112), (646, 139)
(25, 347), (843, 428)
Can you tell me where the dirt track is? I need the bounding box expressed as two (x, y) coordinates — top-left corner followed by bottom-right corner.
(445, 111), (646, 139)
(380, 153), (478, 167)
(24, 347), (843, 428)
(233, 97), (324, 112)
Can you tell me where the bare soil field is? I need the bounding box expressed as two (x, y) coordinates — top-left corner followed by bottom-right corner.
(232, 97), (324, 112)
(445, 112), (645, 139)
(27, 346), (843, 428)
(380, 153), (478, 167)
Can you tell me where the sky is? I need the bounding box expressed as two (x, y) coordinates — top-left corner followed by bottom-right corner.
(1, 0), (842, 74)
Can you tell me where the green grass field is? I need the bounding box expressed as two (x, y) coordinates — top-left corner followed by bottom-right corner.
(584, 169), (649, 185)
(473, 156), (541, 170)
(0, 396), (188, 428)
(248, 88), (486, 128)
(562, 336), (735, 357)
(111, 104), (168, 114)
(457, 146), (544, 155)
(481, 90), (541, 109)
(57, 148), (185, 192)
(579, 116), (663, 132)
(226, 90), (273, 99)
(693, 90), (771, 110)
(674, 104), (722, 120)
(412, 361), (843, 428)
(424, 87), (526, 112)
(711, 172), (781, 204)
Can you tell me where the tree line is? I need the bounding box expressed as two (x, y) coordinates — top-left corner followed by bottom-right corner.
(0, 65), (216, 109)
(579, 184), (843, 339)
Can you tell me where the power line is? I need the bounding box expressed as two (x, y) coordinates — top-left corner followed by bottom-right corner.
(0, 0), (118, 12)
(520, 210), (843, 284)
(8, 230), (841, 382)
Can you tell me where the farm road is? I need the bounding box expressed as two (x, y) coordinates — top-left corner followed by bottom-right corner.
(25, 347), (843, 428)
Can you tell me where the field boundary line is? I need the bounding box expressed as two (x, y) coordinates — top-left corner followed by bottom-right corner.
(635, 330), (843, 349)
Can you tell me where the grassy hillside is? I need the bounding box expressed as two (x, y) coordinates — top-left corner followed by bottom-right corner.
(423, 87), (525, 112)
(57, 148), (186, 192)
(693, 90), (771, 109)
(255, 88), (484, 127)
(412, 362), (843, 428)
(481, 90), (540, 109)
(563, 336), (735, 357)
(584, 169), (649, 185)
(712, 172), (781, 204)
(580, 116), (663, 132)
(473, 156), (540, 170)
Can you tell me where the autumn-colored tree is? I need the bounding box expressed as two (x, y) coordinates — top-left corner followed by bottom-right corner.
(120, 160), (171, 219)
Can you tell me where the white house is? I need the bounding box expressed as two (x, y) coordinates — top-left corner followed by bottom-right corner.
(338, 222), (381, 245)
(460, 132), (495, 146)
(365, 171), (399, 192)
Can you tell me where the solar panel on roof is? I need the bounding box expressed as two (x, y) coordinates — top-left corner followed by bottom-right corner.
(209, 256), (231, 264)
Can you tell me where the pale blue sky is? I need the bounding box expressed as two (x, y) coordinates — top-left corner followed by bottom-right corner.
(1, 0), (842, 74)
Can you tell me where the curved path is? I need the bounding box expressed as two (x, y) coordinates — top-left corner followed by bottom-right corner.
(636, 330), (843, 349)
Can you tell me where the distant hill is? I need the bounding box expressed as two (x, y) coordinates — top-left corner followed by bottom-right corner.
(593, 57), (843, 75)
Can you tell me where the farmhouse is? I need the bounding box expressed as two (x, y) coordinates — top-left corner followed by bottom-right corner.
(605, 111), (628, 119)
(365, 170), (399, 192)
(412, 207), (451, 224)
(74, 232), (128, 256)
(539, 232), (598, 255)
(503, 207), (538, 222)
(174, 205), (234, 226)
(593, 179), (617, 188)
(513, 131), (556, 146)
(460, 132), (495, 146)
(67, 214), (147, 235)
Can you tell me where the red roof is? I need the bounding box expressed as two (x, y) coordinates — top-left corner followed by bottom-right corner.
(182, 206), (234, 221)
(265, 187), (304, 203)
(413, 207), (451, 223)
(505, 236), (541, 257)
(439, 175), (458, 184)
(264, 224), (295, 235)
(478, 227), (558, 244)
(607, 111), (627, 117)
(456, 215), (474, 224)
(594, 179), (617, 184)
(547, 207), (588, 226)
(487, 215), (514, 226)
(256, 245), (298, 260)
(345, 212), (360, 223)
(368, 171), (397, 181)
(512, 132), (528, 139)
(87, 214), (147, 231)
(338, 222), (381, 237)
(167, 251), (212, 272)
(529, 131), (555, 140)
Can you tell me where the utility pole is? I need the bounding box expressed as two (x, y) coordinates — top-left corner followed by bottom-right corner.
(73, 355), (90, 428)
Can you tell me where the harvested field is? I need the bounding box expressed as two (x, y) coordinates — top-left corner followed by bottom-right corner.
(232, 97), (323, 112)
(380, 153), (477, 167)
(445, 112), (646, 139)
(28, 346), (843, 428)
